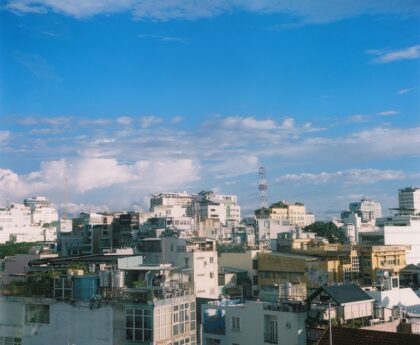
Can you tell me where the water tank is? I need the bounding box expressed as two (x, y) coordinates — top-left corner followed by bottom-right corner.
(99, 271), (111, 288)
(282, 282), (293, 299)
(395, 304), (404, 319)
(111, 270), (126, 288)
(73, 276), (98, 301)
(374, 303), (383, 319)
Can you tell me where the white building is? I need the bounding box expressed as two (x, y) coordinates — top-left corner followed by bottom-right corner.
(341, 198), (382, 244)
(0, 197), (58, 244)
(150, 192), (196, 216)
(399, 187), (420, 215)
(195, 192), (241, 226)
(24, 196), (58, 225)
(202, 299), (307, 345)
(377, 215), (420, 265)
(256, 218), (294, 244)
(0, 287), (197, 345)
(140, 237), (219, 300)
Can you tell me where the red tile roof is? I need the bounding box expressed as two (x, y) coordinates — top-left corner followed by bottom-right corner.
(317, 327), (420, 345)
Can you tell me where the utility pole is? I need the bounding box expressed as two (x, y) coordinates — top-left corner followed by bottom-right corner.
(328, 302), (333, 345)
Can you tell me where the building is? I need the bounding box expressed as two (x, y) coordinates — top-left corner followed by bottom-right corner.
(256, 218), (294, 244)
(201, 299), (307, 345)
(399, 187), (420, 215)
(0, 257), (197, 345)
(150, 192), (196, 217)
(307, 284), (374, 327)
(24, 196), (58, 225)
(195, 192), (241, 226)
(255, 201), (315, 229)
(361, 215), (420, 265)
(364, 273), (420, 321)
(341, 198), (382, 244)
(0, 204), (41, 244)
(219, 250), (263, 298)
(257, 242), (409, 289)
(317, 326), (420, 345)
(139, 237), (219, 299)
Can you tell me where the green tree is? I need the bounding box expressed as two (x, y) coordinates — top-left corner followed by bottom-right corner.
(303, 221), (347, 244)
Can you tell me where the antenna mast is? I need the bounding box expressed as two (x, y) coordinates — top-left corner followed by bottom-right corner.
(258, 166), (268, 209)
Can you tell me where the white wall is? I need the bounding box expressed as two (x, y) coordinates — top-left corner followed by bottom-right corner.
(383, 220), (420, 264)
(203, 301), (307, 345)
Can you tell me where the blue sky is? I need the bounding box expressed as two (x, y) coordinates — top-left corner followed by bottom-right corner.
(0, 1), (419, 218)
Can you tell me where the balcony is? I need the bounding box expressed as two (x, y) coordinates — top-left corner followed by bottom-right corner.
(264, 333), (278, 344)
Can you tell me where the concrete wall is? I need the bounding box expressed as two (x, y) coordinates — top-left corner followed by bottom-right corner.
(203, 301), (306, 345)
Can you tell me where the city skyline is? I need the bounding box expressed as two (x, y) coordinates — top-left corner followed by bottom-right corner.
(0, 1), (419, 218)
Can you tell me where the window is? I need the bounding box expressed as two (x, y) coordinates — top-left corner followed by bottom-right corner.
(210, 272), (214, 279)
(126, 308), (152, 342)
(231, 316), (240, 330)
(252, 259), (258, 270)
(0, 337), (22, 345)
(25, 304), (50, 324)
(253, 275), (258, 285)
(344, 268), (352, 282)
(173, 303), (189, 336)
(351, 256), (360, 272)
(209, 257), (214, 263)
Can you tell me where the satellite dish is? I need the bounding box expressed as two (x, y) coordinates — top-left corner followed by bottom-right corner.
(383, 271), (389, 278)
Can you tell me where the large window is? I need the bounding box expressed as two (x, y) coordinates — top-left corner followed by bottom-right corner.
(126, 308), (152, 342)
(25, 304), (50, 324)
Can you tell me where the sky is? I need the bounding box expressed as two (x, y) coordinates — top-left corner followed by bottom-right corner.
(0, 0), (419, 219)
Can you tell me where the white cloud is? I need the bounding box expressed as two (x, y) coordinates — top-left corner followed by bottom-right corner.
(138, 34), (189, 44)
(171, 116), (185, 124)
(397, 87), (414, 95)
(368, 45), (420, 64)
(5, 0), (419, 23)
(346, 114), (370, 123)
(116, 116), (133, 126)
(221, 116), (277, 130)
(0, 158), (200, 206)
(209, 155), (259, 178)
(14, 51), (59, 80)
(140, 115), (163, 128)
(377, 110), (400, 116)
(276, 168), (408, 185)
(0, 131), (11, 144)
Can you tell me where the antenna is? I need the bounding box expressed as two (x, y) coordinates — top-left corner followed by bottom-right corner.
(258, 166), (268, 209)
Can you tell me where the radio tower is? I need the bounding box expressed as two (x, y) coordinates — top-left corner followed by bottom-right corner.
(258, 166), (268, 209)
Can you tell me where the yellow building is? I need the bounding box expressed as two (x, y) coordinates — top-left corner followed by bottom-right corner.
(291, 241), (408, 283)
(257, 243), (409, 290)
(270, 203), (306, 227)
(257, 252), (337, 290)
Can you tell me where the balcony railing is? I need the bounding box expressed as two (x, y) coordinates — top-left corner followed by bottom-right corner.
(264, 333), (278, 344)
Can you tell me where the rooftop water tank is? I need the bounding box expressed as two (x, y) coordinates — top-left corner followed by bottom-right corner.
(73, 276), (98, 301)
(111, 270), (125, 288)
(99, 270), (111, 288)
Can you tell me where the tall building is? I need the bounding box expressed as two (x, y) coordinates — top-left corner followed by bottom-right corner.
(256, 201), (315, 229)
(150, 192), (196, 216)
(341, 198), (382, 244)
(0, 256), (197, 345)
(399, 187), (420, 215)
(139, 237), (219, 299)
(195, 191), (241, 226)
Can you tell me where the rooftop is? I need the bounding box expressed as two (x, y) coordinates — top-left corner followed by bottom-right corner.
(309, 284), (374, 305)
(317, 327), (420, 345)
